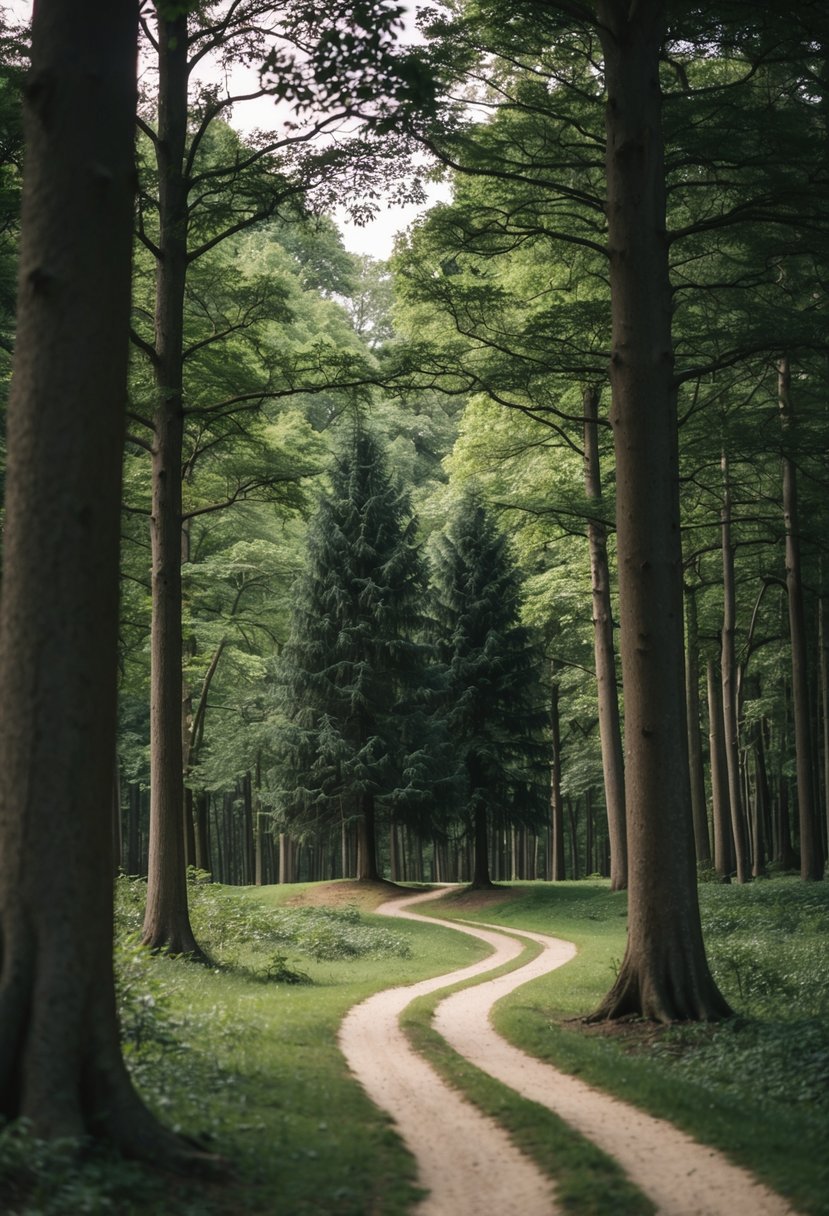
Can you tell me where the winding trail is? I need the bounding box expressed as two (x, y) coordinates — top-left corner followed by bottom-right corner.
(338, 887), (798, 1216)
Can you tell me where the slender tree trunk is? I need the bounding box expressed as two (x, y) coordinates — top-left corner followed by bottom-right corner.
(811, 598), (826, 856)
(749, 720), (769, 878)
(591, 0), (729, 1021)
(684, 585), (711, 863)
(141, 10), (202, 953)
(583, 384), (627, 889)
(707, 659), (733, 880)
(127, 783), (142, 875)
(194, 791), (210, 873)
(0, 0), (209, 1163)
(779, 356), (823, 880)
(567, 798), (579, 878)
(549, 670), (566, 880)
(112, 761), (123, 876)
(720, 451), (750, 882)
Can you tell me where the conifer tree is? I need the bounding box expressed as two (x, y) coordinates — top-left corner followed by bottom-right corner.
(274, 425), (438, 880)
(430, 490), (548, 888)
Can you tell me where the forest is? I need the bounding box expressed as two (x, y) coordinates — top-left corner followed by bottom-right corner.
(0, 1), (827, 1214)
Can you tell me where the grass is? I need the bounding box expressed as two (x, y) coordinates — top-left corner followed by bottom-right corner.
(1, 876), (487, 1216)
(417, 878), (829, 1216)
(400, 943), (655, 1216)
(2, 874), (826, 1215)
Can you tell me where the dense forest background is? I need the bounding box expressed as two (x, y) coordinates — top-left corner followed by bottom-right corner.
(1, 1), (827, 898)
(0, 0), (827, 1187)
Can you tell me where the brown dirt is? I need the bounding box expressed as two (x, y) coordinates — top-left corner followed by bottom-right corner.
(340, 887), (798, 1216)
(283, 877), (405, 911)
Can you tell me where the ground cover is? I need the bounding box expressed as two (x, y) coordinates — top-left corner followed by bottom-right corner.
(420, 878), (829, 1216)
(2, 874), (825, 1215)
(0, 877), (486, 1216)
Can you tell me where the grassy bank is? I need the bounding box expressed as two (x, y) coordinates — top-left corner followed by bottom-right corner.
(418, 878), (829, 1216)
(2, 875), (826, 1215)
(0, 877), (486, 1216)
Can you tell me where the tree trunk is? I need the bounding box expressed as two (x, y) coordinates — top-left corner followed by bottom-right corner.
(549, 669), (566, 880)
(779, 356), (823, 880)
(684, 585), (711, 863)
(590, 0), (730, 1022)
(567, 797), (579, 878)
(811, 598), (826, 856)
(583, 383), (628, 890)
(720, 451), (750, 882)
(471, 798), (494, 888)
(112, 761), (124, 876)
(0, 0), (209, 1163)
(127, 783), (142, 875)
(356, 794), (381, 881)
(707, 659), (733, 880)
(749, 719), (769, 878)
(142, 10), (203, 953)
(194, 791), (210, 873)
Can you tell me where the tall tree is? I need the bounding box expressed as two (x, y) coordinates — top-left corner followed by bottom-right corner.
(588, 0), (730, 1020)
(274, 425), (436, 881)
(430, 490), (547, 889)
(0, 0), (206, 1163)
(779, 354), (824, 880)
(583, 383), (627, 890)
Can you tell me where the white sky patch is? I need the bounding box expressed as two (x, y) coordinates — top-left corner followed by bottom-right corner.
(3, 0), (445, 259)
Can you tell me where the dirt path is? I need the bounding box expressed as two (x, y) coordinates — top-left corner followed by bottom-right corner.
(339, 887), (798, 1216)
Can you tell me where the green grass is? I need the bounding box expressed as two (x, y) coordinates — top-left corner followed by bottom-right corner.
(418, 878), (829, 1216)
(1, 877), (488, 1216)
(3, 875), (826, 1216)
(399, 937), (655, 1216)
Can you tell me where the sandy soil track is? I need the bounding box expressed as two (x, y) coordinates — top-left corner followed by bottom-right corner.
(339, 887), (798, 1216)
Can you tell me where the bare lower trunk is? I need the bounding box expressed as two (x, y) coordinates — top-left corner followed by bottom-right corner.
(471, 798), (494, 888)
(816, 598), (821, 856)
(356, 794), (381, 881)
(779, 357), (823, 880)
(549, 670), (566, 880)
(0, 1), (211, 1164)
(583, 384), (627, 890)
(720, 452), (750, 882)
(142, 10), (201, 954)
(591, 0), (729, 1022)
(707, 659), (733, 880)
(684, 586), (711, 863)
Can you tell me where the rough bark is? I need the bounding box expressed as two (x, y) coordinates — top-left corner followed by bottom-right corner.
(684, 585), (711, 864)
(0, 0), (211, 1163)
(749, 729), (768, 877)
(356, 794), (382, 881)
(590, 0), (730, 1022)
(583, 384), (628, 890)
(779, 356), (823, 880)
(141, 8), (202, 953)
(471, 798), (495, 888)
(549, 669), (566, 881)
(720, 451), (750, 882)
(821, 597), (829, 853)
(707, 658), (733, 880)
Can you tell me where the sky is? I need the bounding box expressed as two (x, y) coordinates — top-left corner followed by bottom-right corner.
(3, 0), (446, 259)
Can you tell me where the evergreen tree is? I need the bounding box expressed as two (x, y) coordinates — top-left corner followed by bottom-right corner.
(274, 425), (438, 880)
(430, 490), (548, 888)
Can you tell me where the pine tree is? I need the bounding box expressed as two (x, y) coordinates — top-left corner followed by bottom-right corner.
(274, 425), (438, 880)
(430, 490), (548, 888)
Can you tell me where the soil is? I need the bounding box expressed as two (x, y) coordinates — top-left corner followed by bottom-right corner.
(338, 887), (798, 1216)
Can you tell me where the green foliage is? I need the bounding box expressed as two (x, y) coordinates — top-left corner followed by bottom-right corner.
(272, 424), (443, 861)
(0, 1122), (182, 1216)
(428, 489), (549, 861)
